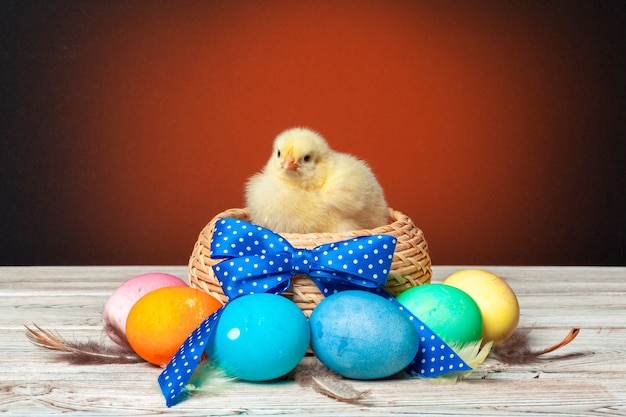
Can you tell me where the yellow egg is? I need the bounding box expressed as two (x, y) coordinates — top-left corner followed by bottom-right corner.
(443, 269), (519, 346)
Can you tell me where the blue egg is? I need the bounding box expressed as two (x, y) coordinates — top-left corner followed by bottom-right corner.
(205, 293), (310, 381)
(309, 290), (419, 380)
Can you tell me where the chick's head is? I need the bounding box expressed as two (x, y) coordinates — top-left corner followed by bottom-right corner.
(269, 127), (330, 185)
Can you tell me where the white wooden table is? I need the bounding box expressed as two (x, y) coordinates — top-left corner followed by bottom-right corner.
(1, 266), (624, 416)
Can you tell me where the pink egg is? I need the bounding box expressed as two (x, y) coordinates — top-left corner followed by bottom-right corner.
(102, 272), (187, 347)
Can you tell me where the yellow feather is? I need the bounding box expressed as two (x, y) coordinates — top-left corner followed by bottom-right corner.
(183, 361), (236, 397)
(431, 340), (494, 384)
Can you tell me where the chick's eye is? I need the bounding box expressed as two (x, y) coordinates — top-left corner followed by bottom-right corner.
(277, 150), (281, 158)
(303, 155), (311, 162)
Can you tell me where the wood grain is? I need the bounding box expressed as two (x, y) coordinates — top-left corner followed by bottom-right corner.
(0, 266), (624, 416)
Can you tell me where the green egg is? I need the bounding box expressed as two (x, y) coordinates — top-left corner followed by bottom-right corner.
(396, 284), (483, 346)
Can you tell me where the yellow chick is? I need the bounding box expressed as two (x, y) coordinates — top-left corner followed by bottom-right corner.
(245, 127), (389, 233)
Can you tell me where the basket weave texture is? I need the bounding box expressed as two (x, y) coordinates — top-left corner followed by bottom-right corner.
(188, 207), (431, 316)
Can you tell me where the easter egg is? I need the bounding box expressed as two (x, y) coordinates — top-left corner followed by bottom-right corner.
(309, 290), (419, 380)
(126, 286), (222, 366)
(396, 284), (483, 346)
(102, 272), (187, 347)
(205, 293), (310, 381)
(443, 269), (520, 346)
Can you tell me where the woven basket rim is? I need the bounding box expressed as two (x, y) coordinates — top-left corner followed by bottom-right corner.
(187, 206), (431, 314)
(191, 206), (417, 237)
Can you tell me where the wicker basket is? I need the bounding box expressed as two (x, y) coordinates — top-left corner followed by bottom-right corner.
(188, 207), (431, 317)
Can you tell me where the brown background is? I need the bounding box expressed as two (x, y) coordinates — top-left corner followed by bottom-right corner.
(1, 1), (624, 266)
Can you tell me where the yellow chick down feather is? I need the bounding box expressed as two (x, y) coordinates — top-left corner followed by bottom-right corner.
(245, 127), (388, 233)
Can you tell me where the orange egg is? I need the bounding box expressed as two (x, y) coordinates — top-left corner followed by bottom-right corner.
(126, 286), (222, 366)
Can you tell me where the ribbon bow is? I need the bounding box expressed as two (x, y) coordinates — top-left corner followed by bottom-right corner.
(159, 218), (470, 406)
(210, 218), (395, 300)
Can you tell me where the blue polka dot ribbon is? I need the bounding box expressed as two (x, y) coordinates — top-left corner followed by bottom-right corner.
(209, 218), (395, 300)
(158, 218), (470, 406)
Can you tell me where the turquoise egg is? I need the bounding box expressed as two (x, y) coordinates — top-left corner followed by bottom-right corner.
(396, 284), (483, 346)
(205, 293), (310, 381)
(309, 290), (419, 380)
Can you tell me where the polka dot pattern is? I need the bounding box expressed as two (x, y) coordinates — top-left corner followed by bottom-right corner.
(158, 308), (224, 407)
(209, 218), (396, 300)
(376, 287), (468, 377)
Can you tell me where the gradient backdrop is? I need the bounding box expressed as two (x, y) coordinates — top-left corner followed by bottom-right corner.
(1, 1), (624, 266)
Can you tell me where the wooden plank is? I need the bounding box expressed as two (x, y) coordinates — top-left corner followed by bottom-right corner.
(0, 266), (624, 416)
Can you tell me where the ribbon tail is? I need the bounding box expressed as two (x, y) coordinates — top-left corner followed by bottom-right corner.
(397, 304), (471, 376)
(371, 287), (472, 377)
(368, 287), (471, 377)
(158, 307), (225, 407)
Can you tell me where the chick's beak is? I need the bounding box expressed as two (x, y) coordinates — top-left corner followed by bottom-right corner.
(282, 150), (299, 171)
